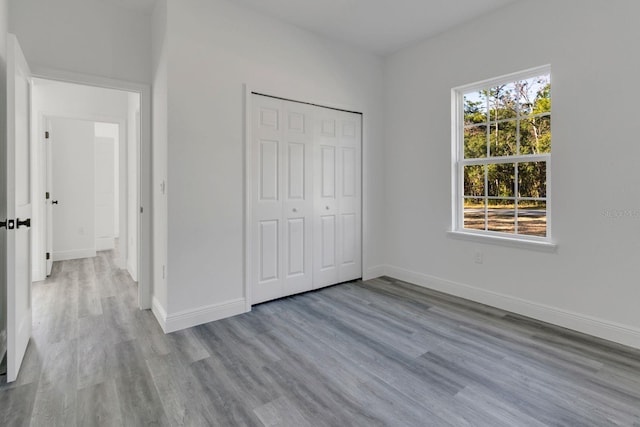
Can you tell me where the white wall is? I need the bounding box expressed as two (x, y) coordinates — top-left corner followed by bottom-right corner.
(153, 0), (385, 329)
(384, 0), (640, 348)
(31, 79), (129, 278)
(9, 0), (151, 83)
(151, 0), (168, 312)
(0, 0), (9, 361)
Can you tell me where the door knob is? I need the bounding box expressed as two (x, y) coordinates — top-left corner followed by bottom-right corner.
(325, 206), (330, 210)
(292, 208), (298, 213)
(16, 218), (31, 229)
(52, 200), (59, 205)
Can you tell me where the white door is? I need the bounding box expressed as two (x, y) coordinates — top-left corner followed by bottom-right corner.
(313, 108), (362, 288)
(336, 111), (362, 283)
(5, 34), (33, 383)
(50, 118), (96, 261)
(313, 108), (340, 287)
(251, 95), (314, 304)
(250, 94), (362, 304)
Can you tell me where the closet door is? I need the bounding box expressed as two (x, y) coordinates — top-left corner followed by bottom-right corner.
(251, 95), (313, 304)
(336, 111), (362, 283)
(313, 108), (340, 287)
(313, 108), (362, 288)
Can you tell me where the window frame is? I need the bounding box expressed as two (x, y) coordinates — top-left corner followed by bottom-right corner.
(451, 65), (553, 246)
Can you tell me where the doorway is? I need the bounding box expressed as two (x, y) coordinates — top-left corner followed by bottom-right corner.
(31, 78), (144, 307)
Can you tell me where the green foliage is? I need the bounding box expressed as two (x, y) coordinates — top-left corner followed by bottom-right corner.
(462, 75), (550, 222)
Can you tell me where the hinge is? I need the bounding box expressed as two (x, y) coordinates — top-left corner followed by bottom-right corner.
(45, 131), (49, 139)
(46, 252), (50, 260)
(46, 192), (50, 200)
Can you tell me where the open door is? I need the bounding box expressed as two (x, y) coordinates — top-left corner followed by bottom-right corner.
(4, 34), (33, 383)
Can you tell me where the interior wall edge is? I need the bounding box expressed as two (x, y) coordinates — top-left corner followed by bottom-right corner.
(383, 264), (640, 350)
(363, 265), (386, 281)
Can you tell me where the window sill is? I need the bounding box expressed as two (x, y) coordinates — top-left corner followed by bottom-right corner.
(447, 230), (557, 252)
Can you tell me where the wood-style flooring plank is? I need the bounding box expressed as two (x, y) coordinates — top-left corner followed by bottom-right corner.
(1, 252), (640, 426)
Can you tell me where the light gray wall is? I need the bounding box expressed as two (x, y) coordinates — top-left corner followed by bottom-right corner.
(383, 0), (640, 347)
(151, 0), (168, 312)
(0, 0), (8, 361)
(162, 0), (385, 317)
(9, 0), (151, 83)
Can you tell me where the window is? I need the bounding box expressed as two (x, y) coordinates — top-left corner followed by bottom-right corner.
(452, 66), (551, 242)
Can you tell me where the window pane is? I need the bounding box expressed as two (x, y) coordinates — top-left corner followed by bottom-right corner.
(489, 83), (518, 122)
(518, 162), (546, 198)
(489, 121), (517, 157)
(464, 198), (485, 231)
(520, 115), (550, 155)
(518, 75), (551, 116)
(464, 92), (487, 125)
(487, 163), (515, 197)
(487, 199), (515, 234)
(464, 165), (485, 197)
(517, 201), (546, 237)
(464, 125), (487, 159)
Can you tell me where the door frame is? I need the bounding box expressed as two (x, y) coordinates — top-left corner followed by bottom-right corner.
(32, 67), (152, 310)
(243, 84), (364, 311)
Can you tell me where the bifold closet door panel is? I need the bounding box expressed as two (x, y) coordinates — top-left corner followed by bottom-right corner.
(313, 108), (340, 288)
(281, 101), (314, 297)
(251, 95), (314, 304)
(337, 111), (362, 283)
(312, 109), (362, 289)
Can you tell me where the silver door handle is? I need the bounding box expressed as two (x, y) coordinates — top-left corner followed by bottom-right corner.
(292, 208), (298, 213)
(325, 206), (330, 210)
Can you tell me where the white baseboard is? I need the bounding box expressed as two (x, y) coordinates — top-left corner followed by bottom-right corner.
(53, 249), (97, 262)
(127, 260), (138, 282)
(363, 265), (386, 281)
(96, 237), (115, 251)
(152, 297), (168, 333)
(384, 265), (640, 350)
(152, 297), (247, 334)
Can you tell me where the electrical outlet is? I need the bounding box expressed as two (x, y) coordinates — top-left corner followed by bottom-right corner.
(474, 251), (483, 264)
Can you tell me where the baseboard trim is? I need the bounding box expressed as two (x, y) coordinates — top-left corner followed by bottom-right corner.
(154, 297), (247, 334)
(96, 237), (115, 251)
(53, 249), (97, 261)
(384, 265), (640, 350)
(152, 297), (168, 333)
(363, 265), (386, 281)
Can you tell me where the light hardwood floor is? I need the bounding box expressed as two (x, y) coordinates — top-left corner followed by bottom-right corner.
(1, 250), (640, 426)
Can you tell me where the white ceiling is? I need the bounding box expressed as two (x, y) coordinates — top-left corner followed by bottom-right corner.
(234, 0), (520, 55)
(98, 0), (520, 54)
(97, 0), (157, 13)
